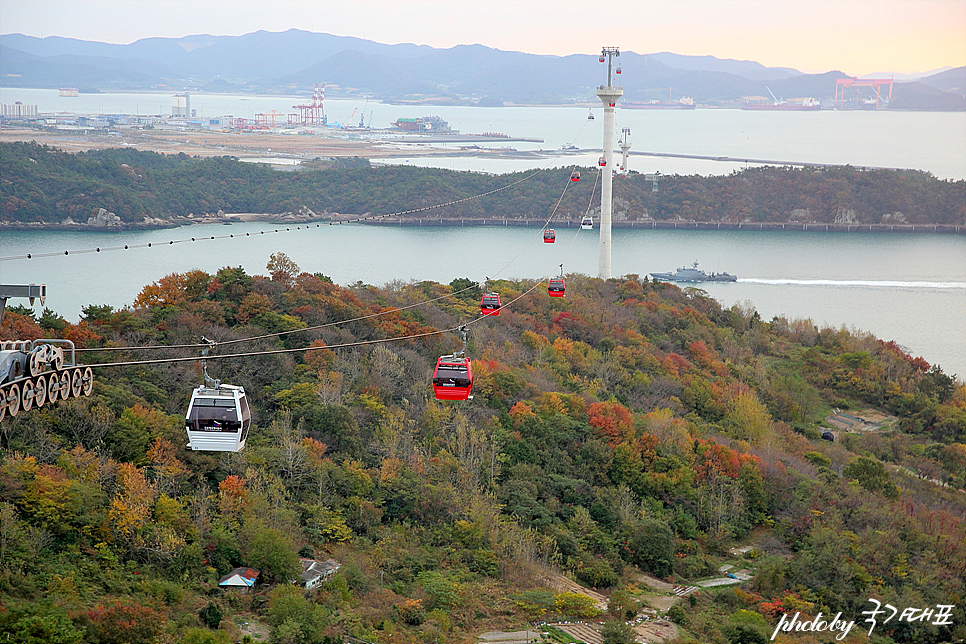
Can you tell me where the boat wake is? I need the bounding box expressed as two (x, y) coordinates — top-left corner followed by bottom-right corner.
(739, 278), (966, 289)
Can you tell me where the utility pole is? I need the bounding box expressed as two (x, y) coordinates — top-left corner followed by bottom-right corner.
(596, 47), (622, 279)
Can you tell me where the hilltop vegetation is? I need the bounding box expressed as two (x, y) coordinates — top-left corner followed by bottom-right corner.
(2, 142), (964, 226)
(1, 256), (965, 644)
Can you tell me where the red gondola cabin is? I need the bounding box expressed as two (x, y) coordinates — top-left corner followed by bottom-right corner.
(432, 355), (473, 400)
(548, 277), (566, 297)
(480, 293), (501, 316)
(598, 156), (607, 167)
(543, 229), (555, 243)
(571, 170), (580, 182)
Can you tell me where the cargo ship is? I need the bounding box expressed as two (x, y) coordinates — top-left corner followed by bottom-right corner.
(390, 115), (457, 133)
(741, 95), (821, 111)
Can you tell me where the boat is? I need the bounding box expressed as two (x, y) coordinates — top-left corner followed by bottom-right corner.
(391, 115), (456, 133)
(741, 101), (821, 111)
(650, 261), (737, 283)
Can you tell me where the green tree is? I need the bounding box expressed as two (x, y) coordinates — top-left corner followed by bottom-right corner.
(266, 585), (328, 644)
(601, 620), (635, 644)
(2, 608), (84, 644)
(624, 519), (675, 576)
(842, 456), (900, 499)
(449, 277), (482, 303)
(199, 603), (222, 629)
(721, 610), (770, 644)
(242, 519), (300, 584)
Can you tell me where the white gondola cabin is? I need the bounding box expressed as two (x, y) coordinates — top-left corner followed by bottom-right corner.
(185, 384), (251, 452)
(581, 216), (594, 230)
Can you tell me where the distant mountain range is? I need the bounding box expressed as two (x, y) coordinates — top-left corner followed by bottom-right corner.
(1, 29), (963, 110)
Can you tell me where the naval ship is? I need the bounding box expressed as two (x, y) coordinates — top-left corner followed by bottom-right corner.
(650, 261), (737, 283)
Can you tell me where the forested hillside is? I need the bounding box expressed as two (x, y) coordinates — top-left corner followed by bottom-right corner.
(2, 142), (964, 226)
(1, 256), (964, 644)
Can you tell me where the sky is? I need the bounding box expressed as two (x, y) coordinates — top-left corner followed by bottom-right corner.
(2, 0), (965, 77)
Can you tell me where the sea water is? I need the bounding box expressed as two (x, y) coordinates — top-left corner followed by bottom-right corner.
(2, 224), (964, 379)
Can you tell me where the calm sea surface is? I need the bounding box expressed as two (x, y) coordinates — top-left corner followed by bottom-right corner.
(2, 225), (964, 379)
(1, 89), (964, 377)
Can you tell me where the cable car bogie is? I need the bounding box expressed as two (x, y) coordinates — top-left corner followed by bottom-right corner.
(0, 339), (92, 422)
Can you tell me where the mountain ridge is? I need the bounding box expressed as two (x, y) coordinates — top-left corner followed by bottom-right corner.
(1, 30), (963, 109)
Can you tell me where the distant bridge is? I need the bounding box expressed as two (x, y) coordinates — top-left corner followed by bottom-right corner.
(629, 150), (903, 172)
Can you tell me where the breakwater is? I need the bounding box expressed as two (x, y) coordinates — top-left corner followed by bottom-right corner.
(360, 218), (965, 234)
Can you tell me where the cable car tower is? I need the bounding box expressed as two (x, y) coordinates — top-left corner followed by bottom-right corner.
(619, 127), (631, 176)
(596, 47), (622, 279)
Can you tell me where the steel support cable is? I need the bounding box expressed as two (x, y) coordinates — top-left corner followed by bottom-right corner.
(1, 167), (552, 263)
(78, 160), (589, 352)
(87, 325), (464, 369)
(57, 125), (592, 358)
(85, 184), (584, 371)
(76, 166), (566, 354)
(488, 167), (601, 316)
(81, 165), (592, 354)
(486, 163), (580, 282)
(77, 281), (484, 352)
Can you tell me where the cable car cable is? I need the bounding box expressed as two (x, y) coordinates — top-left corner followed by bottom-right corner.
(1, 164), (562, 263)
(85, 324), (466, 369)
(76, 281), (484, 353)
(61, 121), (597, 359)
(486, 163), (581, 282)
(80, 160), (592, 353)
(77, 162), (590, 356)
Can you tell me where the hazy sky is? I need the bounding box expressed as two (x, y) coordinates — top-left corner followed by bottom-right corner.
(3, 0), (964, 76)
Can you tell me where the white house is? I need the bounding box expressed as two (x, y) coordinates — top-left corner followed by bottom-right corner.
(218, 567), (259, 592)
(299, 558), (341, 590)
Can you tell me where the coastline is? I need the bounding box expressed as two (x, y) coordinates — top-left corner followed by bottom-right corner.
(2, 216), (963, 234)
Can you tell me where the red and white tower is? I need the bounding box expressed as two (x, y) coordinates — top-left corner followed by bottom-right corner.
(293, 83), (326, 126)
